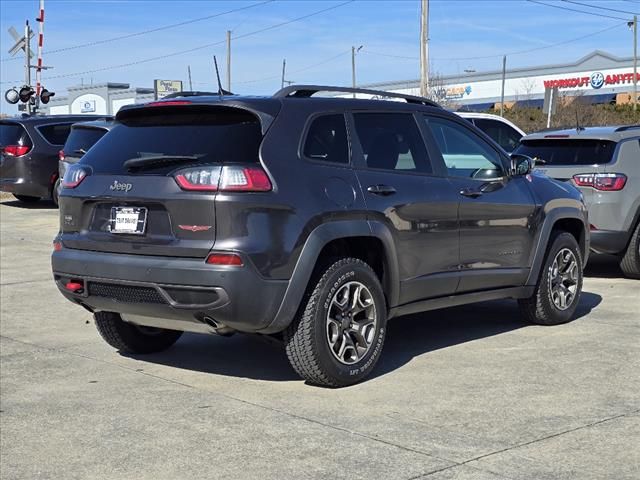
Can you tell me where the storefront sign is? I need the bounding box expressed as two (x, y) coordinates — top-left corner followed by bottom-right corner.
(154, 79), (183, 99)
(543, 71), (640, 90)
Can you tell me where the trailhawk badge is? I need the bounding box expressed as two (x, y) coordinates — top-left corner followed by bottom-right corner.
(109, 180), (133, 192)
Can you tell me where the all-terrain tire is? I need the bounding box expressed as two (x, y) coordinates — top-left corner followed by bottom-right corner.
(52, 178), (60, 208)
(284, 258), (387, 388)
(94, 311), (182, 354)
(620, 222), (640, 279)
(13, 194), (40, 203)
(519, 232), (583, 325)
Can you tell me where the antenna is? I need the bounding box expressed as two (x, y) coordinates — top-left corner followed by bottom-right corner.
(213, 55), (233, 97)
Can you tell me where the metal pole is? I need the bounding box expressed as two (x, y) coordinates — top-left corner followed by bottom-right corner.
(500, 55), (507, 117)
(35, 0), (44, 112)
(226, 30), (231, 91)
(281, 59), (286, 89)
(420, 0), (429, 97)
(352, 46), (357, 97)
(633, 15), (637, 112)
(24, 20), (32, 114)
(187, 65), (193, 91)
(546, 88), (554, 129)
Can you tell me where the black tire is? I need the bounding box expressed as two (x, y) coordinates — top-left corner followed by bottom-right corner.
(519, 232), (583, 325)
(94, 311), (182, 354)
(52, 178), (60, 208)
(284, 258), (387, 388)
(620, 222), (640, 279)
(13, 194), (40, 203)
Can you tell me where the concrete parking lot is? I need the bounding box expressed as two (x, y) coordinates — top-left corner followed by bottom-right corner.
(0, 197), (638, 480)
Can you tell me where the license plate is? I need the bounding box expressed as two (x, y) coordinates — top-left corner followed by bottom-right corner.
(109, 207), (147, 234)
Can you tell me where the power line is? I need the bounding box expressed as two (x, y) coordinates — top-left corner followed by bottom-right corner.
(11, 1), (354, 84)
(526, 0), (629, 21)
(0, 1), (274, 63)
(358, 22), (625, 63)
(562, 0), (639, 15)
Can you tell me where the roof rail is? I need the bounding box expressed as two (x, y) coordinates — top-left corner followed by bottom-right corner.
(614, 125), (640, 132)
(273, 84), (442, 108)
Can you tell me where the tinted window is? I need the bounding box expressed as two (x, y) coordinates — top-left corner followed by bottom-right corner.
(0, 123), (32, 148)
(353, 113), (431, 173)
(63, 127), (109, 159)
(514, 139), (616, 166)
(472, 118), (522, 152)
(37, 123), (72, 145)
(303, 114), (349, 164)
(81, 107), (262, 175)
(425, 116), (504, 179)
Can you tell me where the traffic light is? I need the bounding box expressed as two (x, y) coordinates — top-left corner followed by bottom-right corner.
(18, 85), (34, 103)
(40, 88), (55, 104)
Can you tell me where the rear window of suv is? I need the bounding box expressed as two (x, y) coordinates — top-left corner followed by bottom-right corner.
(63, 127), (109, 159)
(0, 123), (32, 148)
(514, 139), (616, 166)
(81, 107), (262, 175)
(37, 123), (72, 146)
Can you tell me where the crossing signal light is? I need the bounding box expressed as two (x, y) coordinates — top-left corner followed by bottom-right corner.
(40, 88), (55, 104)
(18, 85), (35, 103)
(4, 88), (19, 104)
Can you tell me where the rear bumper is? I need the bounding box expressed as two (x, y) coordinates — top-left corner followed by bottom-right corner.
(0, 177), (50, 198)
(51, 247), (288, 333)
(590, 229), (630, 255)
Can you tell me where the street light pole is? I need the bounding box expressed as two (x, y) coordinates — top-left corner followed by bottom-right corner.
(226, 30), (231, 91)
(633, 15), (637, 112)
(500, 55), (507, 117)
(351, 45), (362, 98)
(420, 0), (429, 97)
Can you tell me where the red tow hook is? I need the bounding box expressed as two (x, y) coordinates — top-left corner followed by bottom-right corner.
(65, 281), (84, 294)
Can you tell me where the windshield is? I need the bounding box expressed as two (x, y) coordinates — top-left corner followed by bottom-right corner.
(514, 139), (616, 166)
(81, 107), (262, 175)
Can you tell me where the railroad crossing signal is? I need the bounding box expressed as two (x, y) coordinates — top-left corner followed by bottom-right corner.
(7, 26), (34, 59)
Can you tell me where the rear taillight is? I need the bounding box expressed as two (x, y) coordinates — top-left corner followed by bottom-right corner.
(205, 253), (243, 266)
(61, 165), (90, 189)
(59, 150), (65, 161)
(174, 166), (272, 192)
(2, 145), (31, 156)
(573, 173), (627, 191)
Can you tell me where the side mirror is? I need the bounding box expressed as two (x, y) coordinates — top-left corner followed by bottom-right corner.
(510, 154), (533, 176)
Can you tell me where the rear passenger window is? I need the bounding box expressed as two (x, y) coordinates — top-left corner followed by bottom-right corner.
(37, 124), (72, 145)
(303, 114), (349, 164)
(353, 113), (432, 173)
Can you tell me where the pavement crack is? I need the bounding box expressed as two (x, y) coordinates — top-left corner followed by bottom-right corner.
(1, 278), (52, 287)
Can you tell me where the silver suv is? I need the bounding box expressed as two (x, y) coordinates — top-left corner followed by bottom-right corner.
(514, 125), (640, 278)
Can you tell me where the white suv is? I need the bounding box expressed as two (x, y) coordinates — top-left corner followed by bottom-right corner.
(457, 112), (525, 153)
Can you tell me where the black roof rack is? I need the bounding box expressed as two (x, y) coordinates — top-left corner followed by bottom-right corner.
(273, 84), (442, 108)
(614, 125), (640, 132)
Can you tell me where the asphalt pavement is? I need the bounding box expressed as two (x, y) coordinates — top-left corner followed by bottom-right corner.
(1, 197), (638, 480)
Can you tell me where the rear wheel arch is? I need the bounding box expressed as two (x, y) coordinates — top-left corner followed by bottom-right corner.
(260, 220), (400, 334)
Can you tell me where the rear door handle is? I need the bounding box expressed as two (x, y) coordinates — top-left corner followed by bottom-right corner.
(459, 188), (483, 198)
(367, 184), (397, 196)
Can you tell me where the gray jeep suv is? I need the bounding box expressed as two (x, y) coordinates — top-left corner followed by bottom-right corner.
(515, 126), (640, 278)
(52, 85), (589, 387)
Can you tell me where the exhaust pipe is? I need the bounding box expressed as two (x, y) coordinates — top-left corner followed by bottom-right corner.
(201, 316), (235, 336)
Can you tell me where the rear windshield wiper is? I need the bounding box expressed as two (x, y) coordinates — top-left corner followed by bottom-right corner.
(533, 157), (547, 165)
(123, 155), (201, 171)
(74, 148), (87, 155)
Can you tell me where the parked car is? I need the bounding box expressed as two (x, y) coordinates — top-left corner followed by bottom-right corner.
(52, 85), (589, 387)
(58, 120), (114, 194)
(457, 112), (525, 153)
(0, 114), (108, 206)
(514, 125), (639, 278)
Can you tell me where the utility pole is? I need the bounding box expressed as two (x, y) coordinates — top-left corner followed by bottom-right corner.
(187, 65), (193, 91)
(500, 55), (507, 117)
(633, 16), (637, 112)
(226, 30), (231, 91)
(281, 59), (286, 89)
(35, 0), (44, 112)
(420, 0), (429, 97)
(351, 45), (362, 98)
(24, 21), (32, 114)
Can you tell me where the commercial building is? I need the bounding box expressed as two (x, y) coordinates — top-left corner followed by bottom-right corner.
(44, 82), (155, 115)
(362, 50), (639, 110)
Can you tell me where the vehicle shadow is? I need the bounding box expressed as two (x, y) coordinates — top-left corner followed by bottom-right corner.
(127, 292), (602, 384)
(584, 253), (625, 279)
(0, 199), (57, 210)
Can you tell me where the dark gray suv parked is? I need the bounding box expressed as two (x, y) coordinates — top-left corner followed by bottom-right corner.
(52, 86), (590, 387)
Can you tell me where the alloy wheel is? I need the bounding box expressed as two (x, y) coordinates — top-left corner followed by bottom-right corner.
(548, 248), (579, 311)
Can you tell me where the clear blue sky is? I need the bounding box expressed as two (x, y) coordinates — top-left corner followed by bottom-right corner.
(1, 0), (638, 112)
